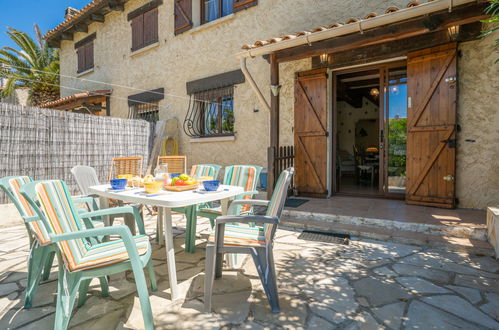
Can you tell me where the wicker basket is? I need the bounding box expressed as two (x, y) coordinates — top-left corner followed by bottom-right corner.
(164, 184), (198, 192)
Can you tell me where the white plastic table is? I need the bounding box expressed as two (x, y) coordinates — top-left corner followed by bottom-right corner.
(88, 184), (244, 301)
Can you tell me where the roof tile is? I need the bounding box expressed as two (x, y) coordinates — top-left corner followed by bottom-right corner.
(241, 1), (431, 50)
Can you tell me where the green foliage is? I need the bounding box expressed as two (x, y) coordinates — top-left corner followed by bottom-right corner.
(0, 26), (59, 105)
(481, 0), (499, 63)
(387, 118), (407, 177)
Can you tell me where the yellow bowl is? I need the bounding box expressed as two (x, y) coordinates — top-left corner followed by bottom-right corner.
(144, 181), (163, 194)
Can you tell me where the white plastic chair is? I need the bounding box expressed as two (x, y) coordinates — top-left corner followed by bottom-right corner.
(71, 165), (137, 234)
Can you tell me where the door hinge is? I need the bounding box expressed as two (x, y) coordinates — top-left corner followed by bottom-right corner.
(456, 124), (461, 133)
(325, 131), (330, 137)
(441, 138), (456, 148)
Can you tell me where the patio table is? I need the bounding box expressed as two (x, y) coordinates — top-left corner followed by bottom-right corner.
(88, 184), (244, 301)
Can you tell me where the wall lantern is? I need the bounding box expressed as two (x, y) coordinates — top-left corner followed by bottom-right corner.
(320, 53), (329, 66)
(270, 84), (281, 97)
(370, 88), (379, 97)
(447, 25), (460, 40)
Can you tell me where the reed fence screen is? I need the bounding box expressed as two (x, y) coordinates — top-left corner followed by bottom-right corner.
(0, 103), (151, 203)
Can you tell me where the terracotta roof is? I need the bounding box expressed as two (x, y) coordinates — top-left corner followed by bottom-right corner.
(241, 1), (427, 50)
(44, 0), (105, 41)
(40, 89), (112, 109)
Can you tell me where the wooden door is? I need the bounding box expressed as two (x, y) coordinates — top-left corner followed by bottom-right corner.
(406, 43), (457, 208)
(294, 72), (328, 197)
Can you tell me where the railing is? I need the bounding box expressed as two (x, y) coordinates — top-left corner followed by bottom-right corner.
(268, 145), (294, 196)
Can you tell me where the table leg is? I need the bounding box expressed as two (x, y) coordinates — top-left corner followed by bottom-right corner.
(157, 207), (164, 246)
(184, 205), (197, 254)
(162, 207), (179, 301)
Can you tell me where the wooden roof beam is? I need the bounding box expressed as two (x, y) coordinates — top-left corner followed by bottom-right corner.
(90, 13), (105, 22)
(74, 24), (88, 33)
(274, 2), (487, 63)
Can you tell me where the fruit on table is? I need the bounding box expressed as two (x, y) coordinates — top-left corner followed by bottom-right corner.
(179, 174), (190, 181)
(169, 174), (197, 186)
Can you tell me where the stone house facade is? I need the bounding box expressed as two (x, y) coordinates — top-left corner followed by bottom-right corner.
(45, 0), (498, 209)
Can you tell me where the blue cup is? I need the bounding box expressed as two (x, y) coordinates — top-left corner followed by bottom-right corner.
(110, 178), (127, 190)
(203, 180), (220, 191)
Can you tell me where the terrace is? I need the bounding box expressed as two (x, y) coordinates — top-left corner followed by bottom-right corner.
(1, 210), (499, 329)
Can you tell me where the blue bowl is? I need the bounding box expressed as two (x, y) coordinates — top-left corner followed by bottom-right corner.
(170, 174), (180, 178)
(110, 178), (127, 190)
(203, 180), (220, 192)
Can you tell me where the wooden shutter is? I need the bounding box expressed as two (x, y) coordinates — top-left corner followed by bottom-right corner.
(76, 47), (84, 73)
(131, 14), (144, 51)
(143, 8), (159, 46)
(233, 0), (258, 12)
(85, 41), (94, 70)
(294, 72), (328, 197)
(406, 43), (457, 208)
(174, 0), (192, 35)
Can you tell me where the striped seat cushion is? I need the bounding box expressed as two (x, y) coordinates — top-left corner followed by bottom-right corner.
(208, 224), (266, 248)
(190, 165), (216, 178)
(71, 235), (150, 271)
(225, 166), (258, 212)
(9, 177), (51, 245)
(35, 180), (148, 271)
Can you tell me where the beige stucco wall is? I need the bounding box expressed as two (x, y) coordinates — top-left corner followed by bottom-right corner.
(456, 31), (499, 209)
(58, 0), (498, 208)
(59, 0), (410, 169)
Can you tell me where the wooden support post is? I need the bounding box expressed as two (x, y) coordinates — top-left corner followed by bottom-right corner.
(268, 53), (280, 199)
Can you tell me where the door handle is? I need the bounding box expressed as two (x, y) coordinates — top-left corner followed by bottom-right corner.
(443, 175), (454, 182)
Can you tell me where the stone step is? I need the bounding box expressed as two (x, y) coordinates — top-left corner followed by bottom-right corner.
(281, 216), (495, 256)
(283, 209), (487, 241)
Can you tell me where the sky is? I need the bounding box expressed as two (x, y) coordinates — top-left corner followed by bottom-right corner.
(0, 0), (90, 49)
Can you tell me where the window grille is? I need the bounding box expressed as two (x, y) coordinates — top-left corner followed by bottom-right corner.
(129, 102), (159, 122)
(183, 86), (234, 138)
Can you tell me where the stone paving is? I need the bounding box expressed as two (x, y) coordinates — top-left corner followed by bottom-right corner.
(1, 210), (499, 329)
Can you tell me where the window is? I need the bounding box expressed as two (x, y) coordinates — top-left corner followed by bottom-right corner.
(174, 0), (258, 34)
(202, 0), (233, 24)
(184, 86), (235, 137)
(127, 88), (164, 122)
(131, 102), (160, 122)
(75, 33), (95, 73)
(128, 1), (160, 52)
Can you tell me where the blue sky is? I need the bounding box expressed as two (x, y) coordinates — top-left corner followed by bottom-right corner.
(0, 1), (90, 49)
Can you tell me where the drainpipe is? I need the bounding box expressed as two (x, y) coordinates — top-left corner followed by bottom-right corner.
(239, 57), (270, 113)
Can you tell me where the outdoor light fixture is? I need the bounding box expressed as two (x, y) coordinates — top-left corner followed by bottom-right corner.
(370, 88), (379, 97)
(320, 53), (329, 65)
(447, 25), (460, 40)
(270, 84), (281, 97)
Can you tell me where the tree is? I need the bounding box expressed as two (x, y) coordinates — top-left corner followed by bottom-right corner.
(0, 25), (59, 106)
(482, 0), (499, 63)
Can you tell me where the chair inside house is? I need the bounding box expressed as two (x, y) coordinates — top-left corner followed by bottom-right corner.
(0, 176), (107, 309)
(20, 180), (157, 330)
(204, 167), (294, 313)
(157, 155), (187, 175)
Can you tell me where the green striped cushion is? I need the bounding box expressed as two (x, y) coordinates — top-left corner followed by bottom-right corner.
(35, 180), (149, 271)
(209, 224), (266, 248)
(190, 165), (217, 178)
(9, 177), (52, 245)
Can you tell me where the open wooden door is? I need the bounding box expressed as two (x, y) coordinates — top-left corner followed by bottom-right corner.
(406, 43), (457, 208)
(294, 72), (328, 197)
